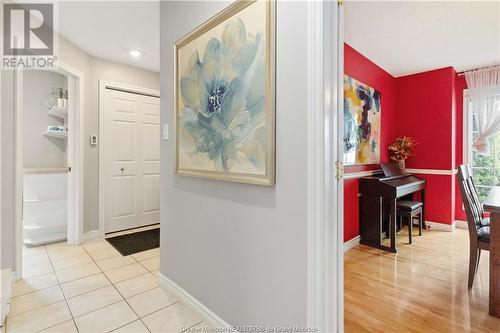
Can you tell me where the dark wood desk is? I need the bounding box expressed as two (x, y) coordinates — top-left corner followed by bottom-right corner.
(484, 187), (500, 318)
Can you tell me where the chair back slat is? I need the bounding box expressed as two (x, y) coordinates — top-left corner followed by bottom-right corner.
(466, 165), (485, 217)
(457, 165), (484, 247)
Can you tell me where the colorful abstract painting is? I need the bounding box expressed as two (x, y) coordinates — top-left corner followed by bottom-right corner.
(174, 0), (275, 185)
(343, 75), (381, 165)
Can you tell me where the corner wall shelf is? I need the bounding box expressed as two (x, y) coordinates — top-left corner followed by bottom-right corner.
(47, 106), (68, 119)
(44, 131), (68, 140)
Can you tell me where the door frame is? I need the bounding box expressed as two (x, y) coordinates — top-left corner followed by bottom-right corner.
(14, 61), (85, 279)
(98, 80), (160, 235)
(306, 1), (344, 331)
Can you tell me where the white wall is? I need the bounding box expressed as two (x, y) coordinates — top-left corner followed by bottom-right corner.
(23, 71), (68, 169)
(160, 1), (308, 326)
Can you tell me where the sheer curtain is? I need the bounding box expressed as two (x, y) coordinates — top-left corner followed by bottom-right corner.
(465, 66), (500, 155)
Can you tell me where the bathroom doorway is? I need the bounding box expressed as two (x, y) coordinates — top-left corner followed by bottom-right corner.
(14, 63), (84, 279)
(22, 71), (69, 246)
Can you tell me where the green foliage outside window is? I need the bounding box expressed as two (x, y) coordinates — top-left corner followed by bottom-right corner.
(472, 129), (500, 202)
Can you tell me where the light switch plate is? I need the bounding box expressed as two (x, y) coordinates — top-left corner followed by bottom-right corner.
(162, 124), (169, 140)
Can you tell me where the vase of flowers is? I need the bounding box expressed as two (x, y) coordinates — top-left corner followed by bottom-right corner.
(388, 136), (417, 174)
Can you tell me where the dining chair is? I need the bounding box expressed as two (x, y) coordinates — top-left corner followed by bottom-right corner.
(457, 164), (490, 288)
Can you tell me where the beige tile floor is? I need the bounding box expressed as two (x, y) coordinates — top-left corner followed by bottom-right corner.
(6, 237), (208, 333)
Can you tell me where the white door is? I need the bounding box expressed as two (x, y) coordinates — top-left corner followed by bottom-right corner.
(103, 88), (160, 233)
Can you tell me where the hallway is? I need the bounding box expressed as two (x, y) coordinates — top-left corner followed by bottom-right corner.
(6, 238), (205, 332)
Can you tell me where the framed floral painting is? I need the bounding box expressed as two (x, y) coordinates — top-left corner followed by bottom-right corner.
(174, 0), (276, 185)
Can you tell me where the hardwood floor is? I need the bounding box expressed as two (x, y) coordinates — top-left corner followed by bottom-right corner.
(345, 228), (500, 333)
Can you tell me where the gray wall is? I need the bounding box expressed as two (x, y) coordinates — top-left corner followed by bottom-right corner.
(58, 37), (160, 233)
(160, 1), (308, 327)
(0, 37), (160, 274)
(85, 57), (160, 233)
(1, 70), (16, 271)
(23, 71), (68, 169)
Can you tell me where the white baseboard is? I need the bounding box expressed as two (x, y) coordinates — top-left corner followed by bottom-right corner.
(10, 270), (17, 283)
(425, 221), (455, 232)
(1, 269), (12, 327)
(343, 236), (360, 252)
(82, 230), (105, 244)
(455, 220), (468, 229)
(159, 273), (233, 331)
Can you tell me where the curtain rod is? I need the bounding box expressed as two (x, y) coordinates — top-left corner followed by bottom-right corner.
(458, 63), (500, 76)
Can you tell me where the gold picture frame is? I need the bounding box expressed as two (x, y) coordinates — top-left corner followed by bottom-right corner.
(174, 0), (276, 185)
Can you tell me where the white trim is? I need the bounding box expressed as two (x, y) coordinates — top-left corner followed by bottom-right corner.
(0, 68), (2, 285)
(344, 169), (382, 179)
(425, 221), (455, 232)
(14, 59), (23, 281)
(343, 236), (360, 253)
(406, 168), (457, 175)
(14, 62), (85, 282)
(463, 90), (472, 165)
(455, 220), (468, 229)
(98, 80), (160, 236)
(99, 81), (160, 99)
(55, 61), (85, 246)
(159, 274), (233, 331)
(306, 1), (342, 332)
(10, 270), (17, 283)
(81, 230), (105, 243)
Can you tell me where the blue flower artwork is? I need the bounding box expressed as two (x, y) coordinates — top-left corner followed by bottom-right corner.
(175, 0), (275, 185)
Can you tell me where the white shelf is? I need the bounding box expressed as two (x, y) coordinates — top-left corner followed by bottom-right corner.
(44, 131), (68, 139)
(47, 106), (67, 119)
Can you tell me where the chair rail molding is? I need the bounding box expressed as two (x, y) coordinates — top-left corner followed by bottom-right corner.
(406, 168), (458, 175)
(344, 169), (382, 179)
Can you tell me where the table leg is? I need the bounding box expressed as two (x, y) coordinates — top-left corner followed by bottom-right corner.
(490, 211), (500, 317)
(390, 199), (397, 253)
(421, 189), (427, 229)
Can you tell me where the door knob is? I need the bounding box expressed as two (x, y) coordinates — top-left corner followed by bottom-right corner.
(120, 167), (125, 172)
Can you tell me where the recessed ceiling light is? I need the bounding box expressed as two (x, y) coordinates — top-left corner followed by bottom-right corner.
(129, 50), (141, 58)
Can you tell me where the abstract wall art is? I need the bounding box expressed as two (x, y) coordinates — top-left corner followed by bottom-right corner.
(174, 0), (275, 185)
(343, 75), (381, 165)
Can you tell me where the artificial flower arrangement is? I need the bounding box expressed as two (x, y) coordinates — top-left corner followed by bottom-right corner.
(388, 136), (417, 173)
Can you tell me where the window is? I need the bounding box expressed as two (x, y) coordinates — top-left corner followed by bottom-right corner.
(465, 93), (500, 202)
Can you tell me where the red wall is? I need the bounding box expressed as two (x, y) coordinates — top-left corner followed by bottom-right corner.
(343, 44), (397, 241)
(395, 67), (456, 224)
(395, 68), (455, 170)
(343, 46), (470, 242)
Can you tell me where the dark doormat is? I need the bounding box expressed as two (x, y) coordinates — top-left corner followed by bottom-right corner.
(106, 228), (159, 256)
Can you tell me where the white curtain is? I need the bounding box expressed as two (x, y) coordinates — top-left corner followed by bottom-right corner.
(465, 66), (500, 155)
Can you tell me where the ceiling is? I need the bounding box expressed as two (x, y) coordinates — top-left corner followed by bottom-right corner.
(344, 1), (500, 77)
(53, 1), (499, 76)
(58, 1), (159, 72)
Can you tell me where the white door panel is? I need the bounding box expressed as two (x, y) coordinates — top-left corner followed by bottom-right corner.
(142, 174), (160, 213)
(113, 176), (136, 217)
(138, 96), (160, 227)
(143, 101), (160, 116)
(142, 123), (160, 162)
(113, 121), (137, 162)
(103, 88), (160, 233)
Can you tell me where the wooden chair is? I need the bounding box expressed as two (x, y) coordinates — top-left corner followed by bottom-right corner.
(457, 164), (490, 288)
